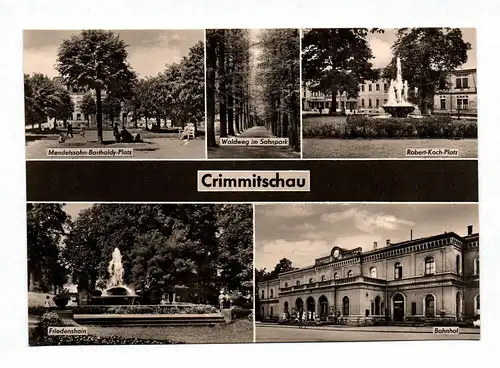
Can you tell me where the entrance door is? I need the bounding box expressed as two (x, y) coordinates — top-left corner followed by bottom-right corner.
(425, 295), (435, 317)
(393, 294), (405, 321)
(375, 296), (381, 315)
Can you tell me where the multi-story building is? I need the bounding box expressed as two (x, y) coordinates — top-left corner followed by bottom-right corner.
(302, 68), (478, 117)
(258, 225), (479, 324)
(433, 68), (478, 115)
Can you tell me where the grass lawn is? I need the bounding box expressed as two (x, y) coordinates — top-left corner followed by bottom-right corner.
(87, 318), (253, 344)
(28, 291), (55, 306)
(302, 115), (347, 128)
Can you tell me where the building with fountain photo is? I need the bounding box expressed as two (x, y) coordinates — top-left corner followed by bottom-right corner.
(302, 65), (477, 117)
(258, 225), (479, 325)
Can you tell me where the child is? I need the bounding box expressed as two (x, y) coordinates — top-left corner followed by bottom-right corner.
(58, 133), (66, 144)
(44, 296), (51, 308)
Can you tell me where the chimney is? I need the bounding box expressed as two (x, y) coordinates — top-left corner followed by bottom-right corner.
(410, 229), (413, 241)
(373, 241), (378, 250)
(467, 225), (473, 236)
(386, 239), (391, 246)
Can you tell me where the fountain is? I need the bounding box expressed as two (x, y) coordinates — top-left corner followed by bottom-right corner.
(89, 248), (138, 305)
(381, 57), (417, 118)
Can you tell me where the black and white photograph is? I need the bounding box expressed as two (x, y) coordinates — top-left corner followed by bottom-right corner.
(255, 203), (480, 342)
(24, 30), (205, 160)
(206, 29), (301, 159)
(301, 28), (478, 159)
(27, 203), (253, 345)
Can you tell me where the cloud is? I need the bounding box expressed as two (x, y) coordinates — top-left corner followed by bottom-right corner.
(258, 203), (315, 218)
(257, 239), (331, 270)
(320, 208), (414, 233)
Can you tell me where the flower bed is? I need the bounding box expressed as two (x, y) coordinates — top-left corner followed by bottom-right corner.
(303, 115), (477, 139)
(29, 304), (219, 316)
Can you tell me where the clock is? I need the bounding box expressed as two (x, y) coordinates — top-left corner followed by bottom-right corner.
(333, 249), (340, 259)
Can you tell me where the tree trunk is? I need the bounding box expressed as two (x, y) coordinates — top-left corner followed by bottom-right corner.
(206, 32), (217, 147)
(239, 99), (244, 132)
(145, 116), (148, 131)
(218, 30), (227, 138)
(95, 88), (103, 143)
(290, 93), (300, 152)
(329, 89), (337, 115)
(235, 102), (240, 134)
(227, 56), (235, 136)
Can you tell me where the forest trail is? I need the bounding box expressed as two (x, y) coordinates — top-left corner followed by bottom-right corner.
(208, 126), (300, 159)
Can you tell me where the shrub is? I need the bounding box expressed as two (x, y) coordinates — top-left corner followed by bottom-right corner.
(29, 304), (220, 316)
(302, 115), (478, 139)
(31, 335), (179, 346)
(29, 312), (66, 345)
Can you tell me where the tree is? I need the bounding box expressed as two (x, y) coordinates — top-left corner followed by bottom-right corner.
(79, 92), (96, 126)
(271, 258), (294, 276)
(218, 29), (228, 138)
(56, 30), (135, 143)
(215, 204), (253, 293)
(102, 93), (122, 125)
(25, 73), (62, 130)
(206, 30), (218, 147)
(384, 28), (471, 114)
(302, 28), (380, 114)
(50, 82), (74, 128)
(27, 204), (69, 292)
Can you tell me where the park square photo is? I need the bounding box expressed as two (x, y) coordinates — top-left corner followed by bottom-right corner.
(24, 30), (205, 159)
(27, 203), (253, 345)
(301, 28), (478, 158)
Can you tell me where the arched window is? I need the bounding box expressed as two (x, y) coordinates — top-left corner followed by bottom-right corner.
(321, 275), (326, 281)
(342, 296), (350, 316)
(334, 272), (339, 280)
(261, 290), (265, 299)
(474, 257), (479, 275)
(370, 267), (377, 278)
(475, 294), (480, 314)
(284, 282), (288, 288)
(347, 270), (353, 277)
(270, 307), (273, 317)
(309, 277), (314, 284)
(296, 280), (300, 286)
(456, 254), (461, 275)
(270, 289), (273, 298)
(394, 262), (403, 279)
(425, 257), (435, 275)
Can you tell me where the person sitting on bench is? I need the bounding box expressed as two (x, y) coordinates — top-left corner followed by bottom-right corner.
(120, 125), (134, 143)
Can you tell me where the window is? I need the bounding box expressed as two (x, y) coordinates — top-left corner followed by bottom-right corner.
(284, 282), (288, 288)
(270, 307), (273, 317)
(309, 278), (314, 284)
(456, 255), (461, 275)
(463, 78), (469, 88)
(441, 98), (446, 109)
(76, 113), (81, 120)
(384, 99), (388, 104)
(457, 98), (463, 109)
(361, 99), (365, 108)
(475, 294), (480, 313)
(334, 272), (339, 280)
(342, 296), (350, 316)
(384, 83), (388, 92)
(361, 85), (365, 92)
(425, 257), (435, 275)
(368, 99), (372, 108)
(368, 84), (372, 92)
(296, 280), (301, 285)
(347, 270), (353, 277)
(270, 289), (273, 298)
(376, 84), (380, 91)
(376, 99), (380, 108)
(394, 262), (403, 279)
(411, 302), (417, 315)
(321, 275), (326, 281)
(370, 267), (377, 278)
(261, 290), (265, 299)
(456, 78), (462, 88)
(463, 98), (469, 109)
(474, 257), (479, 275)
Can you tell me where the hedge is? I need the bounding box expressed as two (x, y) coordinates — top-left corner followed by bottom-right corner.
(303, 115), (478, 139)
(29, 304), (219, 316)
(29, 312), (176, 346)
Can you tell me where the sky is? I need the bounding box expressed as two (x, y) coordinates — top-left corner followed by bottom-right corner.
(64, 203), (91, 220)
(255, 203), (479, 271)
(24, 30), (204, 78)
(367, 28), (477, 70)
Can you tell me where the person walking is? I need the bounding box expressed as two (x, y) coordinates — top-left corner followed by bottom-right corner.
(66, 123), (73, 138)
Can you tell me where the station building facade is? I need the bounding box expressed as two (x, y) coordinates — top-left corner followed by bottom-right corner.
(258, 226), (479, 324)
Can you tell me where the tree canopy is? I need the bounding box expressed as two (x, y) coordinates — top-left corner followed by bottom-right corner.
(302, 28), (380, 114)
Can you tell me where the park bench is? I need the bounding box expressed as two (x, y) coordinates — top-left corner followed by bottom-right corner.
(179, 123), (195, 140)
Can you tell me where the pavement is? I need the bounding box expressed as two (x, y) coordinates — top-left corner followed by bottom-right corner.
(25, 130), (205, 159)
(256, 323), (480, 342)
(208, 126), (300, 159)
